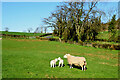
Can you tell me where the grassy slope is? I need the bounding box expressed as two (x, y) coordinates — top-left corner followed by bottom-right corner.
(97, 30), (119, 40)
(1, 31), (45, 36)
(2, 39), (118, 78)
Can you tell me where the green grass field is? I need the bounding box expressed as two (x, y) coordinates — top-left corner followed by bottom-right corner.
(2, 39), (118, 78)
(1, 31), (45, 36)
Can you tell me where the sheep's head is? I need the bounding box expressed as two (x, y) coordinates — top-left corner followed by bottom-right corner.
(58, 57), (61, 60)
(64, 54), (70, 58)
(84, 61), (87, 66)
(55, 58), (58, 62)
(64, 54), (67, 58)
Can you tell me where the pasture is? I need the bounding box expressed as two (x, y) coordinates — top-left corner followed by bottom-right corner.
(97, 30), (119, 40)
(1, 31), (45, 36)
(2, 39), (118, 78)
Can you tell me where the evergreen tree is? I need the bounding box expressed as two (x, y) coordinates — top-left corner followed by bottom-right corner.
(108, 15), (116, 33)
(108, 15), (117, 41)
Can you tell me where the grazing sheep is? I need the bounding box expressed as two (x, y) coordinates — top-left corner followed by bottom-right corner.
(64, 54), (87, 71)
(50, 58), (58, 68)
(58, 57), (64, 67)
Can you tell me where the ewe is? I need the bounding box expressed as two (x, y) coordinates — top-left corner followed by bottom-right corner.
(58, 57), (64, 67)
(50, 58), (58, 68)
(64, 54), (87, 71)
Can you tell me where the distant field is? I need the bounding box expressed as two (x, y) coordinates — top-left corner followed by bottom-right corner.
(2, 39), (118, 78)
(97, 30), (119, 40)
(1, 31), (45, 36)
(1, 30), (119, 40)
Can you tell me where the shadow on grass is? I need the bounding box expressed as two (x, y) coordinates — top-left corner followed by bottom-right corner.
(56, 64), (65, 67)
(67, 64), (87, 71)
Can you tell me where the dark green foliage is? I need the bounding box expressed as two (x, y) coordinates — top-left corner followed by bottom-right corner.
(92, 43), (119, 50)
(109, 35), (120, 43)
(62, 28), (71, 41)
(113, 44), (120, 50)
(85, 17), (101, 41)
(108, 15), (117, 41)
(108, 15), (116, 33)
(48, 38), (59, 41)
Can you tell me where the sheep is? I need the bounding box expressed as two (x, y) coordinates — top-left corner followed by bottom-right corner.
(64, 54), (87, 71)
(50, 58), (58, 68)
(58, 57), (64, 67)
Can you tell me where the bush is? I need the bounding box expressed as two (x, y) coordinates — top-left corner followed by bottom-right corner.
(108, 35), (120, 43)
(92, 43), (119, 50)
(49, 38), (59, 41)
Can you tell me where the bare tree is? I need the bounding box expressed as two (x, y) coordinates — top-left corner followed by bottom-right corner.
(43, 1), (104, 42)
(41, 27), (43, 33)
(34, 27), (40, 33)
(44, 27), (47, 33)
(27, 28), (33, 33)
(5, 27), (9, 32)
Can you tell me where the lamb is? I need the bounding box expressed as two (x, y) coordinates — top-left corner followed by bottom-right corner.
(64, 54), (87, 71)
(50, 58), (58, 68)
(58, 57), (64, 67)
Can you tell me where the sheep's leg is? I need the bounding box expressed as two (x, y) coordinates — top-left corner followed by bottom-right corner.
(58, 62), (60, 67)
(53, 64), (54, 68)
(80, 63), (84, 71)
(50, 62), (53, 67)
(61, 63), (62, 67)
(84, 65), (86, 71)
(70, 64), (72, 69)
(55, 63), (56, 67)
(82, 67), (83, 71)
(51, 64), (52, 67)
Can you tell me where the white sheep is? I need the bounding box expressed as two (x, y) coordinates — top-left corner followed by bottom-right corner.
(50, 58), (58, 68)
(64, 54), (87, 71)
(58, 57), (64, 67)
